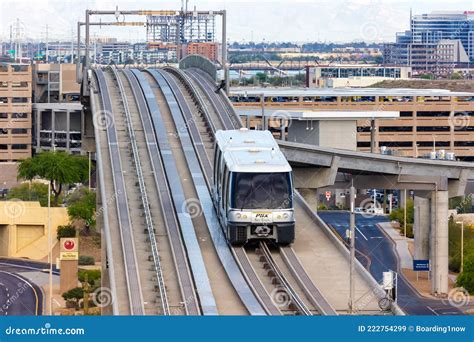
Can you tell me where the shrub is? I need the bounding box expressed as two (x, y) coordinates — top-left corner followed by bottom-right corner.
(62, 287), (84, 309)
(57, 225), (76, 240)
(78, 255), (95, 266)
(78, 269), (101, 287)
(456, 252), (474, 294)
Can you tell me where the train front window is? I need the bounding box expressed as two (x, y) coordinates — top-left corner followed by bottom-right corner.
(231, 172), (292, 210)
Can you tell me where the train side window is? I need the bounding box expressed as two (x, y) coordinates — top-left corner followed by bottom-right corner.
(214, 147), (220, 184)
(222, 166), (229, 210)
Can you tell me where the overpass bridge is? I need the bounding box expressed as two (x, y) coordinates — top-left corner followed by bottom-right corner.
(83, 55), (473, 316)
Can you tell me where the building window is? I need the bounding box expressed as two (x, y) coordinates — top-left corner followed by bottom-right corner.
(11, 144), (28, 150)
(0, 113), (7, 119)
(454, 141), (474, 147)
(400, 111), (413, 117)
(12, 97), (29, 103)
(357, 126), (371, 132)
(0, 145), (7, 150)
(379, 126), (413, 132)
(417, 141), (450, 147)
(417, 126), (450, 132)
(11, 81), (28, 88)
(0, 97), (7, 104)
(357, 142), (371, 148)
(0, 128), (7, 135)
(379, 141), (413, 147)
(416, 111), (450, 117)
(11, 113), (27, 119)
(11, 128), (28, 134)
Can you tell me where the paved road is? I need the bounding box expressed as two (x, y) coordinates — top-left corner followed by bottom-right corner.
(0, 263), (44, 316)
(318, 211), (464, 315)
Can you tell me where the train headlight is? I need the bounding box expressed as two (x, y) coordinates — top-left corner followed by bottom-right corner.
(242, 214), (248, 219)
(283, 213), (289, 219)
(236, 213), (241, 219)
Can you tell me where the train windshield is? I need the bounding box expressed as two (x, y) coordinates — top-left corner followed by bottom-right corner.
(231, 172), (293, 210)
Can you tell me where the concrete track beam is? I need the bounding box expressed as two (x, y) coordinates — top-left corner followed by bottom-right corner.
(293, 156), (340, 189)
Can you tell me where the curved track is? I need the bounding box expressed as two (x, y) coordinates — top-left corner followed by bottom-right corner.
(167, 67), (336, 315)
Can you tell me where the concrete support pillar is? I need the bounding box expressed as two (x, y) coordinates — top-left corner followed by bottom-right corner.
(430, 190), (449, 295)
(51, 110), (55, 149)
(66, 110), (70, 151)
(414, 196), (430, 260)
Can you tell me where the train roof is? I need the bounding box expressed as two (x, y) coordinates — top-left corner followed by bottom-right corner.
(215, 129), (292, 173)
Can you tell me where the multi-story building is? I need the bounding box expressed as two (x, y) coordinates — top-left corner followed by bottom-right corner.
(31, 63), (83, 155)
(0, 63), (32, 161)
(185, 42), (220, 61)
(228, 87), (474, 161)
(0, 63), (32, 188)
(306, 65), (412, 88)
(384, 11), (474, 74)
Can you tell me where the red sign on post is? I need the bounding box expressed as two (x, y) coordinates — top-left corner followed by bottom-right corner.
(325, 191), (332, 201)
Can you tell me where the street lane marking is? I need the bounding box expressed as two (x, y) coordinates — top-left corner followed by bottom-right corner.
(355, 226), (368, 241)
(0, 271), (39, 316)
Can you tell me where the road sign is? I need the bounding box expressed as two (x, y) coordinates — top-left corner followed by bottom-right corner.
(325, 191), (331, 201)
(60, 237), (79, 261)
(413, 259), (430, 271)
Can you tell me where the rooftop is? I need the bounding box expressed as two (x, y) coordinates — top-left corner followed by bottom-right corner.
(229, 87), (474, 97)
(216, 129), (291, 173)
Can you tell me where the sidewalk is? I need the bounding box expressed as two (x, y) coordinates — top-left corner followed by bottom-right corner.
(377, 222), (413, 269)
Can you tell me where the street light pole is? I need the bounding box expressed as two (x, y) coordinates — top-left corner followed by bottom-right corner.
(403, 189), (407, 238)
(456, 221), (464, 273)
(349, 180), (356, 314)
(48, 181), (53, 315)
(88, 151), (91, 190)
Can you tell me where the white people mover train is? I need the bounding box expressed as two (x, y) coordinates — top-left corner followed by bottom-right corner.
(213, 128), (295, 245)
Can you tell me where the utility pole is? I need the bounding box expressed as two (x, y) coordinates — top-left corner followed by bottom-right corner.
(456, 221), (465, 273)
(348, 180), (356, 314)
(403, 189), (407, 238)
(45, 24), (49, 63)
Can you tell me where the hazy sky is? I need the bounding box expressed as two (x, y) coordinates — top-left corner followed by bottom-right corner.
(0, 0), (473, 43)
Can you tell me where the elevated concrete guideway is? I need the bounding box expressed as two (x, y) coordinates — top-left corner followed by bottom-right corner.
(182, 54), (473, 297)
(280, 140), (474, 194)
(279, 140), (474, 296)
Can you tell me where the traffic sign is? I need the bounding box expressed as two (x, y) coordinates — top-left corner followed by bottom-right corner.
(325, 191), (331, 201)
(413, 259), (430, 271)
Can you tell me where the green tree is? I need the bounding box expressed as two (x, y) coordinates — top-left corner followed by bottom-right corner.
(456, 252), (474, 293)
(389, 198), (414, 238)
(67, 188), (96, 233)
(449, 194), (472, 214)
(78, 269), (101, 287)
(17, 152), (89, 206)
